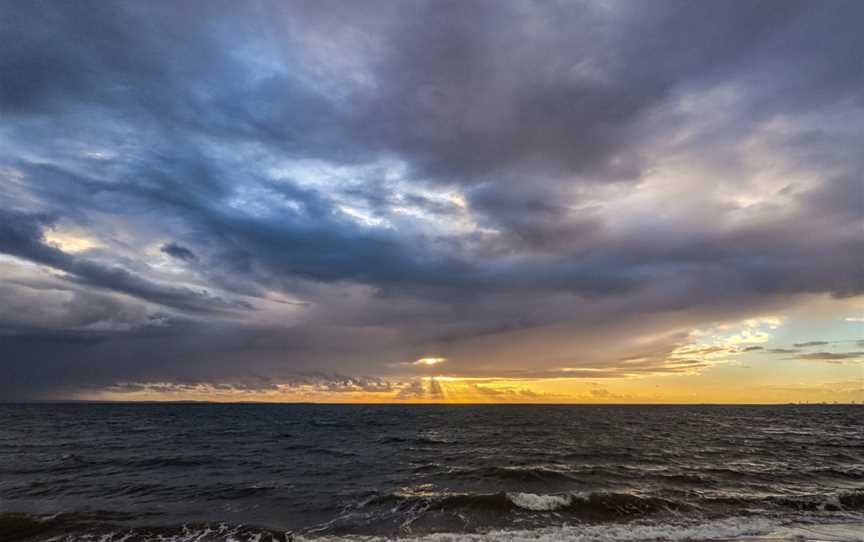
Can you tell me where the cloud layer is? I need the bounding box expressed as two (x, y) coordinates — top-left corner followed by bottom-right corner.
(1, 0), (862, 399)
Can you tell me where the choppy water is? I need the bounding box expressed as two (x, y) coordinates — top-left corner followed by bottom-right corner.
(1, 404), (862, 541)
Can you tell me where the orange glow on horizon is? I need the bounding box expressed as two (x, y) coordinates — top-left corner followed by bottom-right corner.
(79, 373), (864, 405)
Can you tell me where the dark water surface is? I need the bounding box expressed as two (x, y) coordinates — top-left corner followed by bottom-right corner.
(1, 404), (862, 541)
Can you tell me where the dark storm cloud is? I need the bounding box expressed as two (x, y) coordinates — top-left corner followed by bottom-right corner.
(793, 341), (830, 348)
(347, 0), (834, 183)
(0, 209), (251, 314)
(0, 279), (166, 338)
(1, 0), (863, 398)
(6, 155), (640, 300)
(161, 243), (197, 263)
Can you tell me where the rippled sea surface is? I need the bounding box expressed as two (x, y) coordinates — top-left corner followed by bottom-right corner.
(1, 404), (862, 541)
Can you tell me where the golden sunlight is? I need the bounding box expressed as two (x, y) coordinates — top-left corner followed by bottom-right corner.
(413, 357), (447, 366)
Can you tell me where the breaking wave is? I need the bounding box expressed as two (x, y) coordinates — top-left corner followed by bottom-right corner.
(7, 513), (864, 542)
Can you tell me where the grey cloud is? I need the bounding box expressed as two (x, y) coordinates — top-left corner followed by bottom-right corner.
(427, 378), (444, 401)
(283, 372), (393, 394)
(0, 210), (251, 314)
(795, 352), (864, 362)
(395, 378), (444, 401)
(588, 388), (634, 401)
(161, 243), (197, 263)
(470, 385), (543, 400)
(1, 1), (862, 398)
(348, 0), (832, 185)
(99, 372), (393, 396)
(0, 282), (155, 335)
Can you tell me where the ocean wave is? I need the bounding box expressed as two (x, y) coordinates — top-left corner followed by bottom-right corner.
(377, 436), (411, 444)
(278, 444), (357, 457)
(359, 490), (688, 519)
(435, 463), (791, 486)
(703, 491), (864, 513)
(506, 492), (572, 511)
(355, 488), (864, 524)
(464, 464), (580, 482)
(9, 513), (864, 542)
(300, 518), (864, 542)
(1, 453), (219, 475)
(377, 436), (452, 446)
(0, 512), (294, 542)
(413, 437), (452, 446)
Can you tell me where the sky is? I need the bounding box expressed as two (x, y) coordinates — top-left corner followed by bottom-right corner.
(0, 0), (862, 403)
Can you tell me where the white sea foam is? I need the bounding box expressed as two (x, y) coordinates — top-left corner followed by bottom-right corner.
(41, 517), (864, 542)
(42, 521), (864, 542)
(298, 518), (864, 542)
(506, 492), (572, 511)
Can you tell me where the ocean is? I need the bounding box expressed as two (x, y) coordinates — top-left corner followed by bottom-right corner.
(1, 404), (862, 541)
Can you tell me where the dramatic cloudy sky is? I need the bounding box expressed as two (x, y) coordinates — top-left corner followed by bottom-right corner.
(1, 0), (862, 402)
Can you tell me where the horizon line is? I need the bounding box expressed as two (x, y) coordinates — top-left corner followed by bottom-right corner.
(2, 400), (859, 406)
